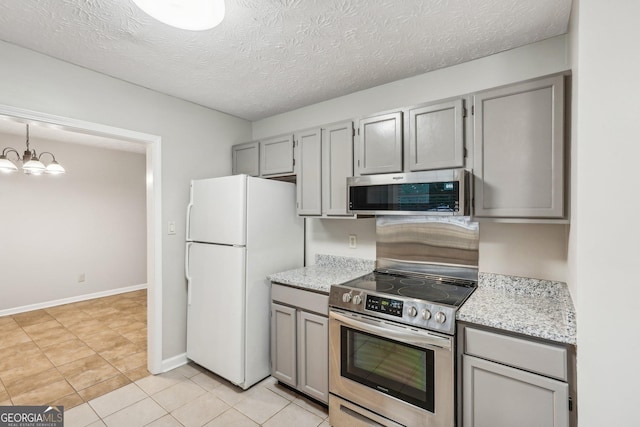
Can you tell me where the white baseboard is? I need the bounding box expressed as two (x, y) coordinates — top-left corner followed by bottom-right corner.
(0, 283), (148, 317)
(161, 353), (188, 373)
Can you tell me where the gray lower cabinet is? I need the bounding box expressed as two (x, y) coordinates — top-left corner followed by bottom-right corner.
(261, 134), (295, 177)
(357, 111), (403, 175)
(295, 128), (322, 215)
(472, 75), (565, 219)
(231, 141), (260, 176)
(407, 99), (465, 171)
(271, 284), (329, 404)
(463, 355), (569, 427)
(460, 325), (574, 427)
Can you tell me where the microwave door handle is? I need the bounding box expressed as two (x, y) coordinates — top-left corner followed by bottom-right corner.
(330, 310), (451, 350)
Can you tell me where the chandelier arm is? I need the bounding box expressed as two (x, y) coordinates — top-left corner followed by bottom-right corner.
(39, 151), (58, 163)
(1, 147), (20, 160)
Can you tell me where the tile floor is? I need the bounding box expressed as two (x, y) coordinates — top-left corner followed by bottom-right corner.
(66, 366), (330, 427)
(0, 289), (148, 409)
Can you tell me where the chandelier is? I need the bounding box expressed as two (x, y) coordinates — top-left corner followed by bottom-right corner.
(0, 124), (65, 175)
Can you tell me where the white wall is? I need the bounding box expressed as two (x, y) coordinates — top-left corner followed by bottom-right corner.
(0, 40), (253, 360)
(573, 0), (640, 425)
(255, 36), (571, 282)
(0, 136), (146, 310)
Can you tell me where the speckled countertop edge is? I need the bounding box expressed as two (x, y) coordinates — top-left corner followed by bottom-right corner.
(457, 272), (576, 345)
(267, 254), (375, 293)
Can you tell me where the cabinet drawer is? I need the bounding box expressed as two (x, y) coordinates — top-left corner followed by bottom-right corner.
(465, 327), (567, 381)
(272, 283), (329, 316)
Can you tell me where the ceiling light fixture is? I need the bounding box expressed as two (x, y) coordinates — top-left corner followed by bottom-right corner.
(0, 124), (65, 175)
(132, 0), (225, 31)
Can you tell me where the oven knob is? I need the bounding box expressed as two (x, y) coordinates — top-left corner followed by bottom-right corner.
(407, 306), (418, 317)
(353, 294), (363, 305)
(422, 309), (432, 320)
(435, 312), (446, 324)
(342, 293), (352, 303)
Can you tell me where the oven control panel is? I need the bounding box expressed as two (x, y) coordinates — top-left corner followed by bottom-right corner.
(365, 295), (403, 317)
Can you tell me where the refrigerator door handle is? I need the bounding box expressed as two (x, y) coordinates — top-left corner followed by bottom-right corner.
(186, 202), (194, 241)
(185, 242), (193, 305)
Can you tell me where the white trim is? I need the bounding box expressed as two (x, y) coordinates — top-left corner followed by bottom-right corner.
(161, 353), (189, 372)
(0, 103), (164, 375)
(0, 284), (148, 317)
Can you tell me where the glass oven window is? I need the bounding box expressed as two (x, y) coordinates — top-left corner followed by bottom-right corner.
(340, 325), (435, 412)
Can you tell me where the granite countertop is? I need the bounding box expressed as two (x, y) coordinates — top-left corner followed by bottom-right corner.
(268, 254), (375, 293)
(457, 272), (576, 345)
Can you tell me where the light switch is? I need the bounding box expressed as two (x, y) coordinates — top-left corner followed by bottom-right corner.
(349, 234), (357, 249)
(168, 221), (176, 235)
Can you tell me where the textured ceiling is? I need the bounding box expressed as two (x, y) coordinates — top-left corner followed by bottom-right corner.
(0, 0), (571, 121)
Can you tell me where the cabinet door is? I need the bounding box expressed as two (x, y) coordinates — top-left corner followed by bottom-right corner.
(295, 128), (322, 216)
(271, 303), (297, 387)
(473, 75), (565, 218)
(463, 355), (569, 427)
(297, 311), (329, 404)
(322, 121), (354, 216)
(232, 141), (260, 176)
(358, 112), (403, 175)
(408, 99), (464, 171)
(261, 134), (294, 176)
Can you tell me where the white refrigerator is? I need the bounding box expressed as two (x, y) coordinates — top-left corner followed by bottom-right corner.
(185, 174), (303, 389)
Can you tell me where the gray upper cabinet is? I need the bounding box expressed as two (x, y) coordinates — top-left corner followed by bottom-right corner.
(260, 134), (295, 177)
(473, 75), (565, 219)
(295, 128), (322, 216)
(407, 99), (465, 171)
(231, 141), (260, 177)
(463, 355), (569, 427)
(358, 111), (403, 175)
(322, 121), (354, 216)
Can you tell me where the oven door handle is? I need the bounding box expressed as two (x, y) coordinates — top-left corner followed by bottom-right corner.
(330, 310), (452, 350)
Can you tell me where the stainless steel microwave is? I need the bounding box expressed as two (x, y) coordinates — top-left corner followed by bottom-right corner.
(347, 169), (470, 216)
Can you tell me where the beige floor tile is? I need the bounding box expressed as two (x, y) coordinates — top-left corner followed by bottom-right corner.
(109, 350), (146, 373)
(318, 420), (330, 427)
(204, 408), (259, 427)
(190, 372), (223, 392)
(101, 315), (138, 330)
(263, 403), (324, 427)
(58, 354), (120, 392)
(112, 321), (146, 335)
(86, 421), (106, 427)
(0, 341), (39, 366)
(151, 380), (207, 412)
(145, 414), (184, 427)
(65, 402), (100, 427)
(82, 330), (125, 352)
(210, 381), (247, 407)
(43, 338), (96, 366)
(263, 379), (299, 401)
(0, 315), (21, 331)
(28, 325), (78, 348)
(103, 397), (166, 427)
(11, 379), (75, 406)
(78, 374), (132, 402)
(22, 319), (62, 334)
(99, 338), (142, 362)
(293, 396), (329, 419)
(12, 309), (55, 327)
(51, 310), (94, 327)
(83, 306), (120, 319)
(124, 365), (150, 382)
(233, 386), (290, 424)
(65, 319), (104, 336)
(135, 370), (186, 396)
(49, 391), (84, 410)
(171, 363), (202, 379)
(0, 400), (11, 406)
(88, 383), (147, 418)
(2, 329), (33, 347)
(0, 383), (9, 402)
(0, 351), (56, 385)
(4, 367), (64, 397)
(171, 392), (229, 427)
(122, 329), (147, 345)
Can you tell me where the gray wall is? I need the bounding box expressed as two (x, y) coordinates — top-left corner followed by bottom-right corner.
(0, 136), (146, 310)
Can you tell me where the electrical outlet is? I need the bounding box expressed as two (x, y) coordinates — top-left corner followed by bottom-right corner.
(78, 273), (86, 283)
(349, 234), (357, 249)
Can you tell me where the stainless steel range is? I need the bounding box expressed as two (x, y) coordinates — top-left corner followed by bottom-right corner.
(329, 216), (479, 427)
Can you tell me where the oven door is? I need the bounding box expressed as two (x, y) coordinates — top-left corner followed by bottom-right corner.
(329, 309), (454, 427)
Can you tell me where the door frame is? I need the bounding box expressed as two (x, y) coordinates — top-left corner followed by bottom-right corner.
(0, 104), (163, 374)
